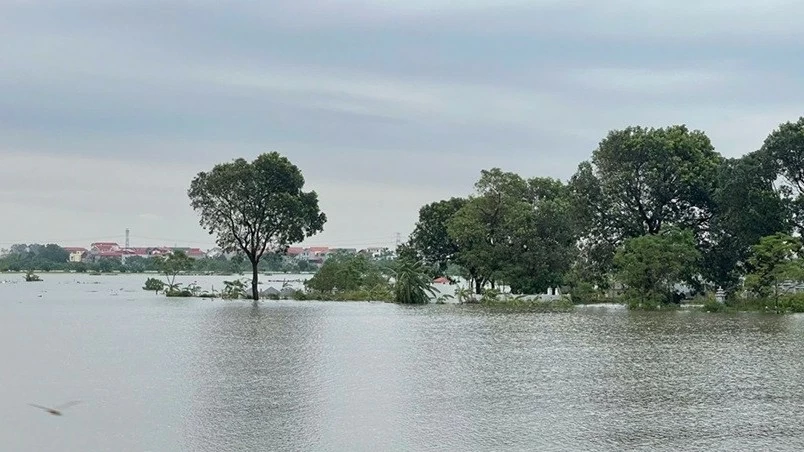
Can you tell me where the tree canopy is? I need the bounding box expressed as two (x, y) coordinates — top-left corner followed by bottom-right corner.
(405, 169), (577, 294)
(408, 197), (467, 275)
(614, 228), (701, 305)
(760, 117), (804, 232)
(571, 125), (721, 274)
(188, 152), (326, 300)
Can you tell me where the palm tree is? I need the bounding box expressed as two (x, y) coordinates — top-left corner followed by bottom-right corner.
(393, 259), (437, 304)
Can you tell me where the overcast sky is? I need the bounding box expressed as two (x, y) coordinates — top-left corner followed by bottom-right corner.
(1, 1), (803, 250)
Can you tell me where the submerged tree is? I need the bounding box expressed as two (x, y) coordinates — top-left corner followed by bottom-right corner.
(188, 152), (327, 301)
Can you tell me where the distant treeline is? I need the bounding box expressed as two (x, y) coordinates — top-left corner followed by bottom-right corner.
(0, 244), (317, 274)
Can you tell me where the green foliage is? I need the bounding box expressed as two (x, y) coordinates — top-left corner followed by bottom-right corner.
(566, 279), (600, 304)
(408, 197), (468, 275)
(0, 243), (70, 273)
(702, 152), (792, 291)
(143, 278), (165, 293)
(305, 254), (389, 293)
(189, 152), (327, 300)
(614, 228), (701, 305)
(571, 125), (721, 276)
(447, 169), (576, 294)
(393, 259), (437, 304)
(479, 296), (575, 312)
(453, 286), (475, 303)
(760, 117), (804, 232)
(744, 233), (804, 310)
(165, 286), (193, 297)
(221, 279), (249, 299)
(779, 293), (804, 313)
(479, 287), (501, 303)
(156, 250), (194, 287)
(723, 293), (804, 314)
(701, 298), (729, 313)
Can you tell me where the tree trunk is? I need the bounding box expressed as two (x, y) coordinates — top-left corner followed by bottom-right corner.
(251, 260), (260, 301)
(474, 278), (482, 294)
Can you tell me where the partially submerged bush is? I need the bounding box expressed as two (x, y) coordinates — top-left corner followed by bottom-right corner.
(701, 298), (728, 313)
(221, 279), (249, 300)
(143, 278), (165, 293)
(568, 281), (599, 304)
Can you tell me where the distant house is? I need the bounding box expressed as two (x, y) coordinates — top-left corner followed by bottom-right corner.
(286, 247), (304, 257)
(90, 242), (120, 254)
(172, 247), (206, 259)
(87, 242), (121, 262)
(63, 247), (88, 263)
(301, 247), (329, 263)
(149, 248), (171, 257)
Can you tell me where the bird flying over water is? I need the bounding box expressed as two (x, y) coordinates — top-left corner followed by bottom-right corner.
(29, 401), (81, 416)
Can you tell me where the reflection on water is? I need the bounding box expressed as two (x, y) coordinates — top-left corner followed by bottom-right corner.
(3, 274), (804, 451)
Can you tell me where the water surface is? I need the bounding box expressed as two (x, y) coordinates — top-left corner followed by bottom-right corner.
(2, 274), (804, 451)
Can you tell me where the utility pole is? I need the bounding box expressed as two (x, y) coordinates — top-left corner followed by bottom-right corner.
(395, 232), (401, 248)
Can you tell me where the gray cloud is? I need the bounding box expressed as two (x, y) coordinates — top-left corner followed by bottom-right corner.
(1, 0), (802, 248)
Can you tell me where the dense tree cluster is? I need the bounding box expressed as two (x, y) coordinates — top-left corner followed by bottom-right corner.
(406, 119), (804, 305)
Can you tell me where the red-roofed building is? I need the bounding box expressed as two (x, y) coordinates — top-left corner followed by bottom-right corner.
(286, 247), (304, 257)
(90, 242), (120, 253)
(186, 248), (206, 259)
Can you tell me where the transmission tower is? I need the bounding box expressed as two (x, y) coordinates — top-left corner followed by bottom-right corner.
(123, 228), (130, 265)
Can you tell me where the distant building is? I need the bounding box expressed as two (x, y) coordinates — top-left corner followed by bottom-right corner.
(206, 248), (225, 259)
(90, 242), (120, 254)
(301, 247), (329, 263)
(170, 247), (206, 259)
(63, 247), (89, 263)
(361, 247), (392, 259)
(285, 247), (304, 257)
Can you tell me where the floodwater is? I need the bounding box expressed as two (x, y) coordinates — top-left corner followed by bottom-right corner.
(2, 274), (804, 451)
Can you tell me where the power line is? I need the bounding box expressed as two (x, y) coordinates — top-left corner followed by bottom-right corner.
(0, 235), (122, 246)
